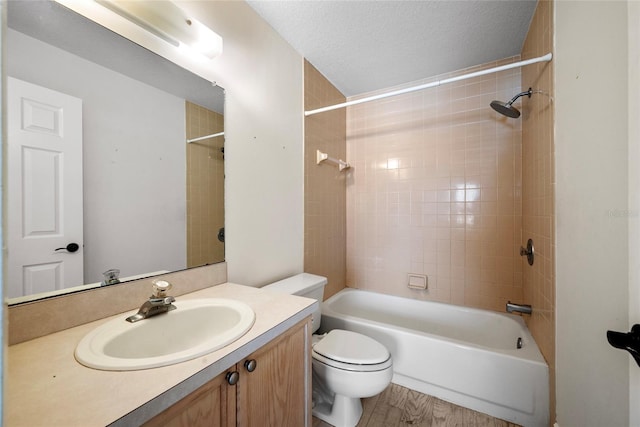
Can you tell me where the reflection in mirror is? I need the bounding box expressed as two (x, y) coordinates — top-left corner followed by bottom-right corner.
(6, 1), (225, 303)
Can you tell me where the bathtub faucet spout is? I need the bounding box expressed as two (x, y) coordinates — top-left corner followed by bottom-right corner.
(506, 301), (532, 315)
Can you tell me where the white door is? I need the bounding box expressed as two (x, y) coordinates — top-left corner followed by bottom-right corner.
(7, 77), (84, 299)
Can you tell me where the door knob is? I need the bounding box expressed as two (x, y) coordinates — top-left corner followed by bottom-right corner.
(607, 324), (640, 367)
(54, 243), (80, 253)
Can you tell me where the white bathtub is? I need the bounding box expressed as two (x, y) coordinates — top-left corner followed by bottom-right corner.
(319, 288), (549, 427)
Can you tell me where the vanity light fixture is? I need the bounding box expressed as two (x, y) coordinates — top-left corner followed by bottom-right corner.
(95, 0), (222, 60)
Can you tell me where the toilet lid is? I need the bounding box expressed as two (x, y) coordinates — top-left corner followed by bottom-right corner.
(313, 330), (390, 365)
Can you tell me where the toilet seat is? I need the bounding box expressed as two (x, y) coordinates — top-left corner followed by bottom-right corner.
(312, 330), (392, 372)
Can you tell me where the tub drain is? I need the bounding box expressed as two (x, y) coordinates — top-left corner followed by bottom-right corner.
(517, 337), (523, 349)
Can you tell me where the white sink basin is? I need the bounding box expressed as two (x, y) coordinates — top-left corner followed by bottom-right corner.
(75, 298), (255, 371)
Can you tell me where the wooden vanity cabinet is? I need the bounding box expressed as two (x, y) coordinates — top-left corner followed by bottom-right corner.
(144, 318), (311, 427)
(143, 370), (236, 427)
(236, 317), (309, 426)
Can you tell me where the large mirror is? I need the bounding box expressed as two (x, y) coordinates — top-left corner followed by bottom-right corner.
(6, 0), (225, 303)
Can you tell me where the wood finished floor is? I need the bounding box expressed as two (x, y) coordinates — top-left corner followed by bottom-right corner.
(312, 383), (521, 427)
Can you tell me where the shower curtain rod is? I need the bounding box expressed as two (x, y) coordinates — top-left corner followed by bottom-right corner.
(304, 52), (553, 116)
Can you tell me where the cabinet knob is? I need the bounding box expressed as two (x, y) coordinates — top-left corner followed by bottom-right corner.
(226, 371), (239, 385)
(244, 359), (257, 372)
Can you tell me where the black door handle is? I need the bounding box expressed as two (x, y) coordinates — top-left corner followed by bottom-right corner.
(55, 243), (80, 253)
(607, 324), (640, 367)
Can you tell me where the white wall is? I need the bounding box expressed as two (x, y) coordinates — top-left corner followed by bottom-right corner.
(7, 29), (186, 284)
(555, 2), (629, 426)
(628, 1), (640, 425)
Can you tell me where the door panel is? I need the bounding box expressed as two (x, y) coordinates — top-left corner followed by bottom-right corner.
(22, 262), (63, 296)
(22, 146), (62, 236)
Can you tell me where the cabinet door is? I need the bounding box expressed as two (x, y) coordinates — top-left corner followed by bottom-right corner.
(143, 370), (236, 427)
(237, 318), (311, 427)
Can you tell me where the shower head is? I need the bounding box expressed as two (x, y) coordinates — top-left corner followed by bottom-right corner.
(490, 88), (533, 118)
(490, 100), (522, 118)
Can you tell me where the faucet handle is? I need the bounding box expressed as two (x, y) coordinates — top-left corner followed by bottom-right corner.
(152, 280), (172, 297)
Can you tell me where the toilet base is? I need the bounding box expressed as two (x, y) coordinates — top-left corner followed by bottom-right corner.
(312, 394), (363, 427)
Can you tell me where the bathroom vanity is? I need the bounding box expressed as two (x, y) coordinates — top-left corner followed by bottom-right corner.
(7, 283), (315, 426)
(144, 320), (307, 426)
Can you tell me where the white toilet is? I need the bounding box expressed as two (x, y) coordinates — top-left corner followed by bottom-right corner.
(262, 273), (393, 427)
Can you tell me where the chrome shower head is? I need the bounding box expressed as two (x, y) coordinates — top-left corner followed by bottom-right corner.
(490, 88), (533, 118)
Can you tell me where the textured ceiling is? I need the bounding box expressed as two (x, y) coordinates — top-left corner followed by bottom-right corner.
(247, 0), (538, 97)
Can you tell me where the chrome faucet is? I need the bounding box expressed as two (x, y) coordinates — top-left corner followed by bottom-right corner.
(126, 280), (176, 323)
(506, 301), (532, 315)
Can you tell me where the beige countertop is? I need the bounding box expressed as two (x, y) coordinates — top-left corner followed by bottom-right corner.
(7, 283), (316, 427)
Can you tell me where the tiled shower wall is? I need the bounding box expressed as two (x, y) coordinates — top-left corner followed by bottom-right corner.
(345, 59), (524, 312)
(521, 0), (555, 420)
(304, 60), (347, 298)
(186, 101), (225, 268)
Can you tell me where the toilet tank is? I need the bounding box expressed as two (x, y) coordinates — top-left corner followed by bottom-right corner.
(262, 273), (327, 333)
